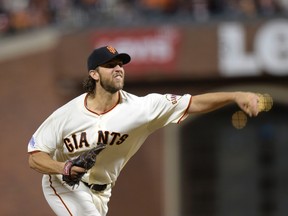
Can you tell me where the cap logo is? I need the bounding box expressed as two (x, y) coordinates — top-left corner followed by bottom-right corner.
(107, 46), (117, 54)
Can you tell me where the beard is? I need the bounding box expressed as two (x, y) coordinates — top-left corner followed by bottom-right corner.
(99, 74), (124, 94)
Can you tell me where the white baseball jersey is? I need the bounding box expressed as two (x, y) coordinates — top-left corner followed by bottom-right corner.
(28, 90), (191, 185)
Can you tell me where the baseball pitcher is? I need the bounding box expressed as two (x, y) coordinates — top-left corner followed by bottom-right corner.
(28, 46), (260, 216)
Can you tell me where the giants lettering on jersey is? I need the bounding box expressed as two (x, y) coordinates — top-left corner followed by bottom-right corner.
(63, 130), (129, 152)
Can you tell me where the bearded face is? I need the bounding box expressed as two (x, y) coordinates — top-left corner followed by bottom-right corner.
(97, 60), (125, 94)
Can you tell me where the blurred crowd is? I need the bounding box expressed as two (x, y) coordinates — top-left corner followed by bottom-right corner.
(0, 0), (288, 36)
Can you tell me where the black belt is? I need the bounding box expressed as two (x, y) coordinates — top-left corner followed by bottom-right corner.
(82, 181), (107, 192)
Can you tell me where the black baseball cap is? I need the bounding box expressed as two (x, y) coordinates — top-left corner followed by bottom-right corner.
(87, 46), (131, 71)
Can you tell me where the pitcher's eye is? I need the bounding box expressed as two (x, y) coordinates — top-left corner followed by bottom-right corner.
(101, 62), (123, 68)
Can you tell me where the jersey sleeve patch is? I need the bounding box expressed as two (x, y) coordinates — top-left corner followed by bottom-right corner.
(28, 136), (36, 149)
(165, 94), (182, 105)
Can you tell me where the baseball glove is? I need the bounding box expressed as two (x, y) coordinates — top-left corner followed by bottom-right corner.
(62, 143), (106, 187)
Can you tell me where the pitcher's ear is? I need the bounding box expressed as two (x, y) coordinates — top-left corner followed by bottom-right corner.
(89, 70), (99, 81)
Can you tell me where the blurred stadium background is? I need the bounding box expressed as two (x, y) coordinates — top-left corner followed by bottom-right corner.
(0, 0), (288, 215)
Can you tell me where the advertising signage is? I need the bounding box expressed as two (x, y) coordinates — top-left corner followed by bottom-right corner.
(89, 19), (288, 80)
(91, 27), (182, 78)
